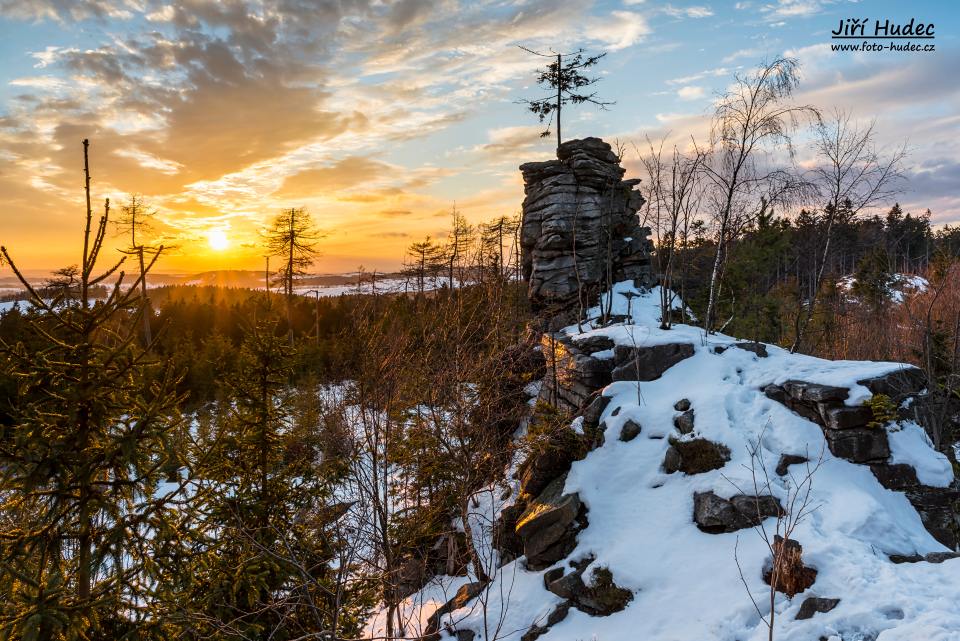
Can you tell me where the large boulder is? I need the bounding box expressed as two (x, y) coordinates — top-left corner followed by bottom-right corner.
(518, 445), (579, 499)
(539, 333), (613, 413)
(663, 438), (731, 475)
(795, 597), (840, 620)
(611, 342), (695, 382)
(424, 581), (486, 640)
(515, 475), (586, 570)
(544, 565), (632, 616)
(693, 491), (783, 534)
(824, 427), (890, 463)
(857, 367), (925, 400)
(494, 503), (525, 562)
(520, 137), (653, 311)
(903, 486), (960, 550)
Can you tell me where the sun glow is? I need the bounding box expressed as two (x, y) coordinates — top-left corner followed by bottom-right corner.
(207, 229), (230, 251)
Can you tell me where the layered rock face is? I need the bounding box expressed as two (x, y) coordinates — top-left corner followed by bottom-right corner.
(765, 371), (960, 549)
(520, 138), (653, 311)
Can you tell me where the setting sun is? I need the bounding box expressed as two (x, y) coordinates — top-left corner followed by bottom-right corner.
(207, 229), (230, 251)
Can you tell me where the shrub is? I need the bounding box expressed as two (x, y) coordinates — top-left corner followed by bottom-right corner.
(865, 393), (898, 428)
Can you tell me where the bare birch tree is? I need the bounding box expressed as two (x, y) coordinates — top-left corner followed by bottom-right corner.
(699, 57), (820, 333)
(638, 137), (706, 329)
(791, 109), (906, 352)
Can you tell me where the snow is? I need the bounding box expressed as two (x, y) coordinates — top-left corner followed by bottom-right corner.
(888, 422), (955, 487)
(376, 283), (959, 641)
(838, 273), (929, 305)
(0, 300), (22, 314)
(293, 276), (459, 298)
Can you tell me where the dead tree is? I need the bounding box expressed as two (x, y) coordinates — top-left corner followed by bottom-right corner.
(114, 194), (159, 344)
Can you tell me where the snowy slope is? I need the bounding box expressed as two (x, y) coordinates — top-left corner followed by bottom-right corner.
(838, 273), (929, 304)
(375, 283), (959, 641)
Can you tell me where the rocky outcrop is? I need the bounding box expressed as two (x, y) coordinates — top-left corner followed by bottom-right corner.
(764, 379), (890, 464)
(515, 474), (587, 570)
(795, 597), (840, 620)
(611, 342), (694, 382)
(766, 373), (959, 549)
(619, 419), (642, 442)
(663, 438), (731, 475)
(539, 333), (613, 413)
(520, 137), (653, 311)
(424, 580), (485, 641)
(540, 333), (695, 413)
(543, 564), (633, 616)
(858, 368), (926, 401)
(693, 491), (783, 534)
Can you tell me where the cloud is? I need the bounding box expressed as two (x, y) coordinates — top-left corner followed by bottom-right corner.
(472, 126), (547, 157)
(677, 85), (705, 100)
(760, 0), (826, 20)
(113, 147), (183, 175)
(667, 67), (731, 85)
(8, 76), (66, 89)
(591, 11), (651, 51)
(5, 0), (956, 272)
(723, 47), (764, 63)
(277, 157), (393, 197)
(0, 0), (138, 21)
(662, 4), (714, 19)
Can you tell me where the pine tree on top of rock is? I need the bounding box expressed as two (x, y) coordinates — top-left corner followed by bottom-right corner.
(517, 45), (614, 154)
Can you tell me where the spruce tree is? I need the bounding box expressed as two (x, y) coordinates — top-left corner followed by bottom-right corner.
(176, 315), (366, 639)
(264, 208), (321, 343)
(0, 139), (186, 638)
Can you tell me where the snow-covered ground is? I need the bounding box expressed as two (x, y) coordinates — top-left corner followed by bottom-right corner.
(380, 283), (959, 641)
(292, 275), (458, 298)
(838, 273), (929, 305)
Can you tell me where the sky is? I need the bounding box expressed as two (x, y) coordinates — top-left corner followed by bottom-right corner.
(0, 0), (958, 274)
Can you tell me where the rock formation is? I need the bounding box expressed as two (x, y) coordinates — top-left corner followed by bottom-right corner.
(519, 137), (653, 312)
(765, 371), (960, 549)
(693, 491), (783, 534)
